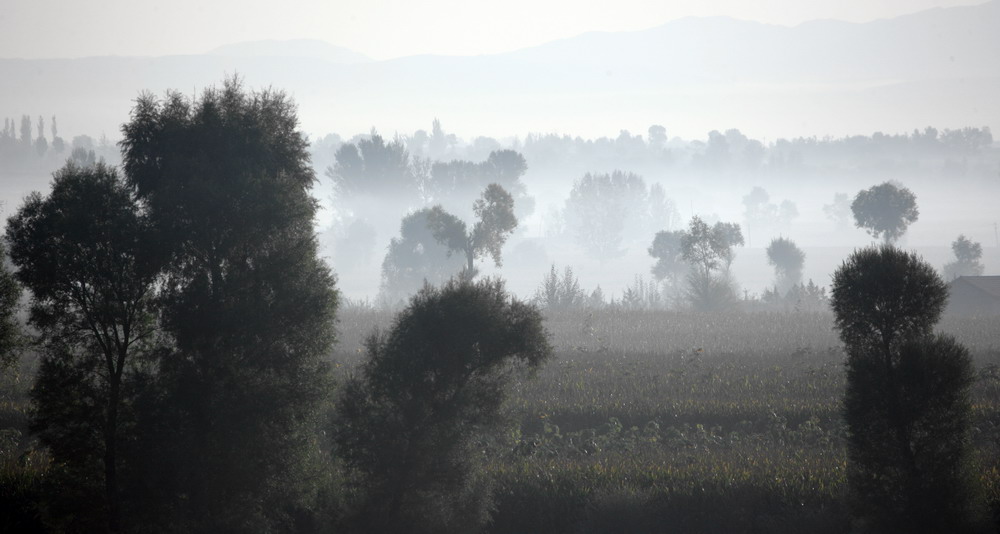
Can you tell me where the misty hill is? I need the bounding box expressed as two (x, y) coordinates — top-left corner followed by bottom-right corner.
(1, 1), (998, 140)
(208, 39), (372, 64)
(500, 1), (1000, 84)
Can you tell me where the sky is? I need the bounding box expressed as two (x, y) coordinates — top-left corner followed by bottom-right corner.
(0, 0), (987, 60)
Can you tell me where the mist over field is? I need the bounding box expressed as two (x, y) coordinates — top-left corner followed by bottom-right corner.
(3, 1), (1000, 304)
(3, 1), (1000, 532)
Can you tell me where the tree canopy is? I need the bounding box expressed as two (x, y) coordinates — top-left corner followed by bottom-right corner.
(334, 278), (551, 533)
(119, 77), (339, 531)
(680, 216), (744, 276)
(427, 183), (517, 280)
(380, 208), (465, 304)
(648, 229), (687, 285)
(328, 132), (416, 200)
(851, 182), (919, 244)
(831, 245), (981, 532)
(831, 245), (946, 354)
(943, 234), (984, 280)
(766, 237), (805, 294)
(0, 241), (21, 370)
(5, 161), (161, 532)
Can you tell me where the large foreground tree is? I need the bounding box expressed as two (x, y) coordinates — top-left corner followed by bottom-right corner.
(120, 77), (339, 532)
(6, 162), (161, 533)
(334, 278), (551, 533)
(0, 240), (20, 370)
(831, 245), (984, 533)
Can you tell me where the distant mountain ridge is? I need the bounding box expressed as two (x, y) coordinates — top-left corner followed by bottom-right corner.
(208, 39), (371, 64)
(1, 1), (998, 140)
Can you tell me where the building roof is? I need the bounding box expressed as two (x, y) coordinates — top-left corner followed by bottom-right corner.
(951, 276), (1000, 299)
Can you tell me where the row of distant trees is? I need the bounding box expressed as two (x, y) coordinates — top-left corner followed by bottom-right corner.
(315, 123), (994, 180)
(371, 165), (985, 309)
(0, 116), (65, 160)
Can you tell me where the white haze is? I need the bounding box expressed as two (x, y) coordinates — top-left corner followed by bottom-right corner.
(1, 0), (998, 303)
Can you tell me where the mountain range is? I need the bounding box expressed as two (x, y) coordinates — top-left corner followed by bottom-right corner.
(1, 1), (998, 141)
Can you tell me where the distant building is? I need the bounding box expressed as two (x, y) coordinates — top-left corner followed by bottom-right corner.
(947, 276), (1000, 315)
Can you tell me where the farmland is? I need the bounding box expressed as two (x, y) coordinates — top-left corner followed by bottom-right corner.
(335, 308), (1000, 533)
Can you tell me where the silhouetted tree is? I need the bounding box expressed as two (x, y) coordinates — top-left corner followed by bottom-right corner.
(533, 264), (585, 310)
(647, 125), (667, 149)
(766, 237), (805, 294)
(380, 208), (465, 304)
(120, 77), (339, 532)
(851, 182), (919, 244)
(680, 216), (743, 312)
(50, 115), (65, 154)
(5, 162), (161, 533)
(68, 147), (97, 168)
(328, 131), (417, 200)
(648, 230), (687, 287)
(428, 117), (451, 159)
(831, 246), (946, 354)
(680, 216), (744, 276)
(564, 171), (647, 260)
(334, 278), (551, 533)
(943, 235), (984, 280)
(19, 115), (31, 148)
(0, 241), (21, 370)
(831, 245), (983, 532)
(427, 183), (517, 280)
(425, 149), (531, 217)
(33, 116), (47, 157)
(844, 335), (980, 533)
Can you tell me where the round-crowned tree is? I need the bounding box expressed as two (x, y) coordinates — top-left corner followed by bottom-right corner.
(831, 245), (984, 533)
(943, 234), (984, 280)
(851, 182), (919, 244)
(765, 237), (805, 294)
(334, 278), (551, 534)
(831, 245), (946, 354)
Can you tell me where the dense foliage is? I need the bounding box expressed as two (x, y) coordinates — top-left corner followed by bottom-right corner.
(427, 184), (518, 280)
(832, 246), (984, 532)
(334, 279), (551, 533)
(121, 77), (339, 532)
(851, 182), (919, 244)
(0, 242), (20, 370)
(6, 162), (160, 532)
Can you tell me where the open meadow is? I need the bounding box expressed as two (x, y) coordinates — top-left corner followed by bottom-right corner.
(334, 308), (1000, 533)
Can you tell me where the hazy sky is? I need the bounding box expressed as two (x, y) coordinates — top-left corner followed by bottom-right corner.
(0, 0), (987, 60)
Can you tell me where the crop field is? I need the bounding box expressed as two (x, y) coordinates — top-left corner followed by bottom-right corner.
(335, 308), (1000, 533)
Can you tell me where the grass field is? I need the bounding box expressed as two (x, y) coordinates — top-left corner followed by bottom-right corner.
(334, 308), (1000, 533)
(3, 307), (998, 532)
